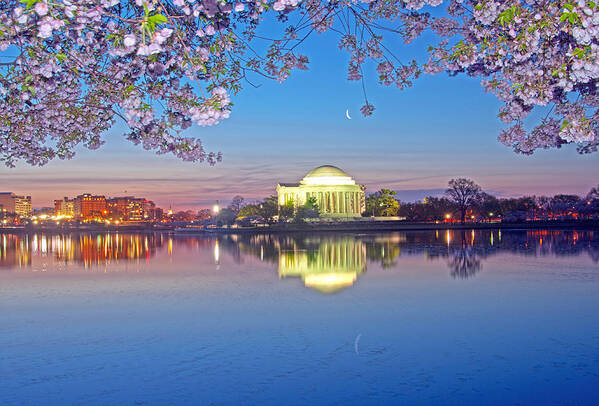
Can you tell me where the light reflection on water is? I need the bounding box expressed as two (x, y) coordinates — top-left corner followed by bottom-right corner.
(1, 229), (598, 290)
(1, 229), (599, 404)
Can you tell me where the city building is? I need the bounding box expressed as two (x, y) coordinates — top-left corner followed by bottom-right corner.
(54, 197), (75, 217)
(107, 197), (157, 221)
(73, 194), (107, 219)
(0, 193), (12, 214)
(0, 192), (32, 217)
(276, 165), (366, 217)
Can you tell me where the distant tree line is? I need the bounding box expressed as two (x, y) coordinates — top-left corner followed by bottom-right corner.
(356, 178), (599, 223)
(396, 179), (599, 223)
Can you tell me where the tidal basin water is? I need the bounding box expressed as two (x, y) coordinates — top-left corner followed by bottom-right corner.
(1, 230), (599, 405)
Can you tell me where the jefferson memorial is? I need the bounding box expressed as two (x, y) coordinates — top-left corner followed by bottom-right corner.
(277, 165), (366, 217)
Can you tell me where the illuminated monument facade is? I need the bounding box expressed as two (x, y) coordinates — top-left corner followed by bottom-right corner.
(276, 165), (366, 217)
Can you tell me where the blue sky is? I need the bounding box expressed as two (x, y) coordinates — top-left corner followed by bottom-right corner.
(2, 21), (598, 209)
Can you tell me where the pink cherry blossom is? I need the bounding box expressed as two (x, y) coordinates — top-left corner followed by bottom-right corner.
(1, 0), (599, 168)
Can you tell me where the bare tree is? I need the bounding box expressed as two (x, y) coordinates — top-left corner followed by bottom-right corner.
(229, 196), (245, 214)
(587, 185), (599, 201)
(445, 178), (482, 223)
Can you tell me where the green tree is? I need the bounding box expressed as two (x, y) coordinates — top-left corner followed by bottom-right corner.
(366, 189), (399, 217)
(305, 196), (319, 213)
(279, 199), (295, 221)
(293, 196), (320, 223)
(238, 204), (260, 218)
(257, 196), (279, 224)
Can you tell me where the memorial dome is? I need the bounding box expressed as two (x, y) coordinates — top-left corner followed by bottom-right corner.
(301, 165), (356, 185)
(304, 165), (350, 178)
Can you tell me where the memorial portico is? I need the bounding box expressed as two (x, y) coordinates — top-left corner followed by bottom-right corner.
(276, 165), (366, 217)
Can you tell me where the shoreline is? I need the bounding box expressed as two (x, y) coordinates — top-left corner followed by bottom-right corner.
(204, 219), (599, 234)
(1, 220), (598, 234)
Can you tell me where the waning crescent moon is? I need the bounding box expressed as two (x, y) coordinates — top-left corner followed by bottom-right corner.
(345, 109), (351, 120)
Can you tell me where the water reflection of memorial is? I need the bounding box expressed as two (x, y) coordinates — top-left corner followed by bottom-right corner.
(279, 237), (367, 293)
(219, 234), (367, 292)
(0, 232), (164, 270)
(221, 230), (599, 283)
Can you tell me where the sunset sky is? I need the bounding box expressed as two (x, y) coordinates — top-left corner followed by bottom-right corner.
(2, 30), (598, 210)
